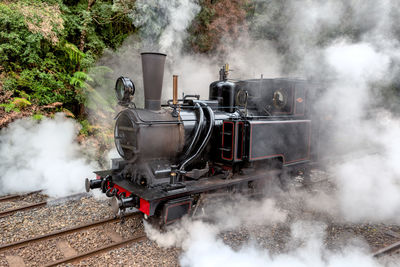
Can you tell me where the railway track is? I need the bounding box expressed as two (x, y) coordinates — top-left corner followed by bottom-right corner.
(45, 234), (146, 267)
(373, 240), (400, 258)
(0, 192), (87, 218)
(0, 190), (43, 203)
(0, 201), (48, 218)
(1, 212), (145, 266)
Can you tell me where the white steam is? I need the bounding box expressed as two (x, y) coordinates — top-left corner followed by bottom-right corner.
(86, 0), (400, 264)
(145, 196), (287, 249)
(95, 0), (285, 106)
(88, 0), (400, 225)
(313, 31), (400, 223)
(210, 196), (287, 229)
(146, 211), (392, 267)
(330, 111), (400, 222)
(132, 0), (200, 55)
(0, 114), (97, 197)
(256, 0), (400, 223)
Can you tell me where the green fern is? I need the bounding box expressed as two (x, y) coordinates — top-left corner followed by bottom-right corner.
(70, 71), (93, 88)
(62, 42), (85, 66)
(0, 1), (134, 112)
(32, 113), (43, 120)
(12, 97), (31, 109)
(0, 101), (20, 113)
(84, 83), (115, 113)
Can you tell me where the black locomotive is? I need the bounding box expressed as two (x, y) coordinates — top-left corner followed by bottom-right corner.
(85, 52), (321, 225)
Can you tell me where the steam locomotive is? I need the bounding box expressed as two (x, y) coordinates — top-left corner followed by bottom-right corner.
(85, 52), (321, 225)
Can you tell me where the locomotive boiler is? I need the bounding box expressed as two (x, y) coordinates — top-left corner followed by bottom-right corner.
(85, 52), (320, 225)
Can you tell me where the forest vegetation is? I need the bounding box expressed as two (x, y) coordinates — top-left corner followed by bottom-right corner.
(0, 0), (254, 151)
(0, 0), (399, 155)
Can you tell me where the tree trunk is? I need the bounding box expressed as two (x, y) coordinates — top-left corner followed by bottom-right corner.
(79, 0), (96, 52)
(78, 0), (95, 118)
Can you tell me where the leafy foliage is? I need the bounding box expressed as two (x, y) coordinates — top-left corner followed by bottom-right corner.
(0, 0), (135, 117)
(79, 119), (93, 136)
(70, 71), (93, 88)
(62, 42), (86, 67)
(186, 0), (250, 53)
(0, 101), (20, 113)
(12, 97), (31, 109)
(0, 97), (31, 113)
(32, 113), (44, 120)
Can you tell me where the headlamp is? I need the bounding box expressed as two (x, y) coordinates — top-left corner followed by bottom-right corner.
(115, 77), (135, 105)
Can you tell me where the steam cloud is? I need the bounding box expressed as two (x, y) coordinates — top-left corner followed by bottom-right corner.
(317, 42), (400, 222)
(0, 114), (97, 197)
(221, 0), (400, 223)
(132, 0), (200, 55)
(89, 0), (400, 265)
(145, 202), (397, 267)
(0, 0), (397, 265)
(145, 196), (287, 248)
(98, 0), (400, 223)
(290, 1), (400, 223)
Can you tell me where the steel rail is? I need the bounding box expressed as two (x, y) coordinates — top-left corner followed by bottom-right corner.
(0, 192), (88, 219)
(0, 201), (47, 218)
(44, 234), (147, 267)
(373, 240), (400, 257)
(0, 194), (21, 202)
(0, 190), (43, 203)
(0, 212), (141, 253)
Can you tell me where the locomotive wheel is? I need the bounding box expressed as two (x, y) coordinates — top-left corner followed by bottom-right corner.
(146, 216), (163, 230)
(101, 179), (107, 193)
(144, 204), (164, 230)
(301, 167), (312, 187)
(278, 165), (312, 191)
(278, 166), (290, 191)
(85, 178), (91, 193)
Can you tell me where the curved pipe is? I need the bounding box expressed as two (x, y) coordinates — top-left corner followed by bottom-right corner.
(179, 103), (215, 174)
(114, 109), (198, 126)
(183, 103), (204, 158)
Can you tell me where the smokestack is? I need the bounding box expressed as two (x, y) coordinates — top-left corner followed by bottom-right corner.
(141, 52), (167, 110)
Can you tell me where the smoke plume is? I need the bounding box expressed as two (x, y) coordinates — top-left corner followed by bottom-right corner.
(287, 1), (400, 223)
(219, 0), (400, 223)
(131, 0), (200, 55)
(88, 0), (400, 264)
(145, 196), (288, 248)
(0, 114), (97, 197)
(145, 206), (396, 267)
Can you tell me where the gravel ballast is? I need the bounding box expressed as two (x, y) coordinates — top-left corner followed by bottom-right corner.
(1, 169), (399, 266)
